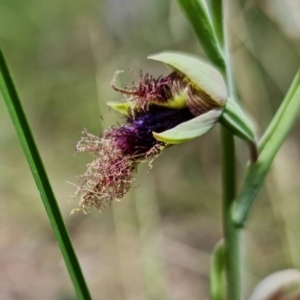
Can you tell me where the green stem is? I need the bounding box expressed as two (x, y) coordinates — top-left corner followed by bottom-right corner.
(221, 127), (241, 300)
(211, 0), (224, 47)
(0, 48), (91, 300)
(219, 1), (242, 297)
(176, 0), (225, 71)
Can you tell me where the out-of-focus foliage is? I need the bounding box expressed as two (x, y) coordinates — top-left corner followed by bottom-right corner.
(0, 0), (300, 299)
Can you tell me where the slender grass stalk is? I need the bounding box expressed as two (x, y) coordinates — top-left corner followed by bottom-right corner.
(134, 174), (169, 300)
(111, 202), (142, 300)
(0, 48), (91, 300)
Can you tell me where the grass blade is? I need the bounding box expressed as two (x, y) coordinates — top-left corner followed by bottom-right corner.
(0, 48), (91, 300)
(233, 68), (300, 226)
(176, 0), (225, 71)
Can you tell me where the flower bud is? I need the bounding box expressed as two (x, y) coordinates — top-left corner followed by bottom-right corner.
(249, 269), (300, 300)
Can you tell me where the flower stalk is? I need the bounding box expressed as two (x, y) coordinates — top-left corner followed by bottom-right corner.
(221, 127), (241, 300)
(221, 10), (243, 300)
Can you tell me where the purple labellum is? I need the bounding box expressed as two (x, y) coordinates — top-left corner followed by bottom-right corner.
(110, 105), (194, 156)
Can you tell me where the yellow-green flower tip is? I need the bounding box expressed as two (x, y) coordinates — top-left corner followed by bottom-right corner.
(107, 101), (131, 115)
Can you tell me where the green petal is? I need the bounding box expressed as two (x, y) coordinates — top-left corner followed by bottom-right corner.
(153, 109), (222, 144)
(107, 101), (131, 115)
(148, 51), (227, 105)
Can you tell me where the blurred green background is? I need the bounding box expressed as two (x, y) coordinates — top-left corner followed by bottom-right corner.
(1, 0), (300, 299)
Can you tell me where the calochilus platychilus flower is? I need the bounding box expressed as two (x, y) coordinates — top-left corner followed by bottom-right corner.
(70, 52), (230, 214)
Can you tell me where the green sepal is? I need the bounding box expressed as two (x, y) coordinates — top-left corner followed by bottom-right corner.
(107, 101), (131, 115)
(219, 98), (256, 144)
(148, 51), (227, 106)
(153, 109), (222, 144)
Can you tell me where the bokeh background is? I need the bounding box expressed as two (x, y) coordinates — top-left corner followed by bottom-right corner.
(1, 0), (300, 299)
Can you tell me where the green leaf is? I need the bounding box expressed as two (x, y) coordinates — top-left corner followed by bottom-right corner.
(107, 101), (131, 114)
(259, 69), (300, 152)
(148, 51), (227, 105)
(233, 68), (300, 226)
(210, 240), (225, 300)
(0, 48), (91, 300)
(153, 109), (222, 144)
(176, 0), (225, 71)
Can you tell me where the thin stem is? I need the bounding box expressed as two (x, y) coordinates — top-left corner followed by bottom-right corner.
(221, 127), (241, 300)
(176, 0), (225, 72)
(0, 48), (91, 300)
(218, 2), (242, 298)
(211, 0), (224, 47)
